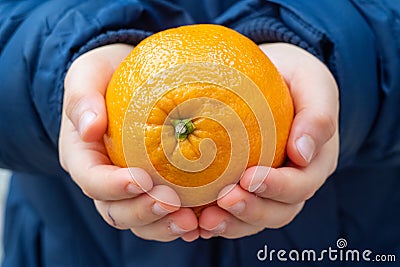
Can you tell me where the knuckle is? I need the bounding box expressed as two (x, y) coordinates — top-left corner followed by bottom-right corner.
(58, 123), (71, 173)
(79, 178), (102, 200)
(269, 204), (304, 229)
(103, 171), (119, 198)
(64, 56), (87, 87)
(328, 157), (339, 176)
(332, 158), (339, 172)
(315, 113), (337, 141)
(302, 187), (317, 202)
(270, 218), (292, 229)
(130, 228), (146, 239)
(268, 214), (294, 229)
(130, 229), (170, 242)
(131, 228), (173, 242)
(59, 155), (68, 172)
(133, 209), (148, 225)
(68, 169), (97, 199)
(97, 201), (127, 230)
(267, 178), (285, 199)
(330, 142), (340, 175)
(252, 212), (268, 227)
(132, 203), (153, 227)
(81, 187), (98, 200)
(64, 92), (83, 120)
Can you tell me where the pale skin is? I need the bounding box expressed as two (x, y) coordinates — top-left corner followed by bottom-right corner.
(60, 42), (339, 242)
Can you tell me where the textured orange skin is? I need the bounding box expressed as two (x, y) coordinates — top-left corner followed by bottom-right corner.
(105, 25), (293, 193)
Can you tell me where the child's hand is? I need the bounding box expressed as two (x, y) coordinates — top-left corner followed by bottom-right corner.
(59, 44), (199, 242)
(199, 43), (339, 238)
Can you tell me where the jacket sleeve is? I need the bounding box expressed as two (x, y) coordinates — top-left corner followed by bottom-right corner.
(216, 0), (400, 170)
(0, 0), (193, 175)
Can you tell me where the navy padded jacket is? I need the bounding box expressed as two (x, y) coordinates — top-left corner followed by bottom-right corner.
(0, 0), (399, 266)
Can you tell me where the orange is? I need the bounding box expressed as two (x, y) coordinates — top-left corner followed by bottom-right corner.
(105, 24), (293, 207)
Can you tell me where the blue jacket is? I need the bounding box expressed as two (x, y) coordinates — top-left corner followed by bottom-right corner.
(0, 0), (399, 266)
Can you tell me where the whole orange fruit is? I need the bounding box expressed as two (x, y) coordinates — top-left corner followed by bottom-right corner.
(105, 24), (293, 208)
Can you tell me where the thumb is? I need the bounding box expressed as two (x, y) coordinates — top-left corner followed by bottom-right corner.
(287, 109), (337, 167)
(63, 55), (112, 142)
(259, 43), (339, 167)
(63, 44), (134, 142)
(285, 62), (339, 167)
(64, 91), (107, 142)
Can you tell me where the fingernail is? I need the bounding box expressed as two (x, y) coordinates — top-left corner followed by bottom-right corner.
(127, 183), (142, 195)
(209, 221), (226, 235)
(169, 222), (188, 235)
(217, 184), (236, 199)
(248, 166), (270, 193)
(296, 134), (316, 163)
(78, 111), (97, 136)
(253, 183), (266, 194)
(227, 200), (246, 215)
(152, 202), (171, 216)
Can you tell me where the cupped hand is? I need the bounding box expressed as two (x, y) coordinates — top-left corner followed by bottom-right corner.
(59, 44), (199, 242)
(199, 43), (339, 239)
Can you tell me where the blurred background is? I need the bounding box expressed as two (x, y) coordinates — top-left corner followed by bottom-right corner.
(0, 169), (11, 262)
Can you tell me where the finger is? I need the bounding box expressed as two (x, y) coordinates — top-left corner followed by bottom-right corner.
(241, 133), (338, 204)
(60, 117), (152, 201)
(77, 166), (153, 201)
(64, 57), (110, 141)
(181, 229), (200, 242)
(131, 208), (198, 242)
(95, 185), (181, 230)
(217, 185), (304, 228)
(287, 100), (338, 166)
(199, 206), (263, 239)
(64, 44), (133, 142)
(260, 43), (339, 166)
(286, 57), (338, 166)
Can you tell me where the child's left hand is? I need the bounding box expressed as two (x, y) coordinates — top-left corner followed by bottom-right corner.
(199, 43), (339, 238)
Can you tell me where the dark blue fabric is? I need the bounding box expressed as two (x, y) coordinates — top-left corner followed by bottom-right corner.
(0, 0), (399, 266)
(221, 0), (379, 170)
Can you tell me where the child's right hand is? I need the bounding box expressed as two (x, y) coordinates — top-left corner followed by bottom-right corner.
(59, 44), (199, 242)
